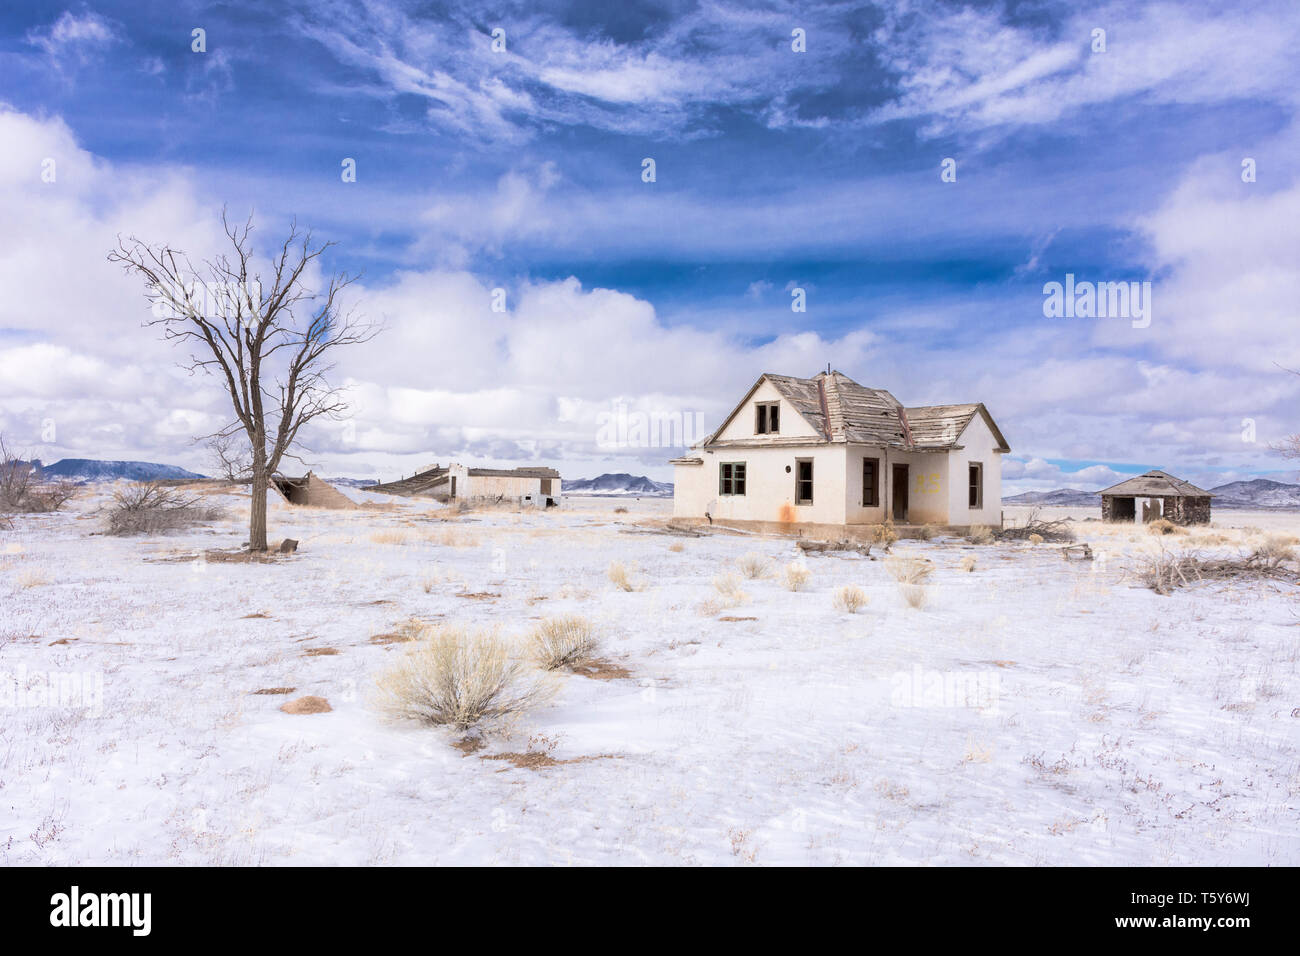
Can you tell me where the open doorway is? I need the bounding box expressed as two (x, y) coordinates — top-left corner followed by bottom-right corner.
(892, 464), (909, 522)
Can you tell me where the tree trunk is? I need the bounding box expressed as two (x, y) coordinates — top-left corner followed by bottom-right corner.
(249, 467), (269, 552)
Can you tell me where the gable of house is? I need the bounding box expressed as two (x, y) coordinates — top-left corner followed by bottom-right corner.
(699, 371), (1009, 454)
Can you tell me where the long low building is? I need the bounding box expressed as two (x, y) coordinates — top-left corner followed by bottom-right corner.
(370, 462), (561, 507)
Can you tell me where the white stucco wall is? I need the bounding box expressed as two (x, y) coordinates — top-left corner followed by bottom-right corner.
(943, 414), (1004, 527)
(844, 447), (952, 525)
(674, 444), (847, 524)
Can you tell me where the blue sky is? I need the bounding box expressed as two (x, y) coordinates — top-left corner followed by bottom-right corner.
(1, 0), (1298, 488)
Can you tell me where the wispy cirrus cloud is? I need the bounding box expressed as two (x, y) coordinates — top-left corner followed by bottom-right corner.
(27, 10), (121, 66)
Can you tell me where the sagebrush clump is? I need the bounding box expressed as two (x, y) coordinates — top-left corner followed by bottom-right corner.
(105, 482), (223, 536)
(833, 585), (868, 613)
(531, 615), (600, 670)
(737, 552), (771, 579)
(375, 624), (545, 730)
(781, 562), (812, 591)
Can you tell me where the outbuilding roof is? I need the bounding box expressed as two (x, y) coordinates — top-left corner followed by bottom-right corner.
(1096, 470), (1214, 498)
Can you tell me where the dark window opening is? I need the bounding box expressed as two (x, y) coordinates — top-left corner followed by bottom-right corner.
(863, 457), (879, 507)
(755, 402), (780, 435)
(796, 459), (813, 505)
(968, 462), (983, 509)
(720, 462), (747, 496)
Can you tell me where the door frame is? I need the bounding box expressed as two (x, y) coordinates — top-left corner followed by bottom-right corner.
(892, 464), (909, 522)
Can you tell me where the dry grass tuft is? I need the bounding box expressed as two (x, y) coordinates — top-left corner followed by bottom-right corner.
(668, 542), (685, 553)
(959, 556), (978, 572)
(898, 582), (930, 609)
(833, 585), (869, 613)
(737, 551), (771, 579)
(607, 560), (643, 592)
(870, 522), (899, 550)
(1028, 533), (1044, 545)
(781, 562), (812, 592)
(709, 572), (749, 608)
(374, 624), (546, 731)
(370, 529), (411, 546)
(1147, 518), (1187, 536)
(885, 556), (933, 585)
(966, 525), (994, 545)
(914, 524), (936, 541)
(16, 567), (50, 589)
(531, 615), (600, 670)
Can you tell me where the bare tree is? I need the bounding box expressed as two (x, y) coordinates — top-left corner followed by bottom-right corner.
(1271, 364), (1300, 469)
(0, 435), (77, 514)
(204, 428), (253, 483)
(109, 212), (376, 551)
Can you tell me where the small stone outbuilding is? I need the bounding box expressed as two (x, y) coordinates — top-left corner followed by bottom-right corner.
(1097, 470), (1213, 525)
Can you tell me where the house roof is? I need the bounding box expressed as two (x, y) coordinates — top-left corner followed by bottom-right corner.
(700, 370), (1010, 453)
(1097, 470), (1214, 498)
(466, 467), (560, 478)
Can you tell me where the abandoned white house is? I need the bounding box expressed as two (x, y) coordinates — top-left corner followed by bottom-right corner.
(369, 462), (561, 507)
(670, 370), (1009, 530)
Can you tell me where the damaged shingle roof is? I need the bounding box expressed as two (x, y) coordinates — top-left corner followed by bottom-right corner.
(703, 370), (1009, 452)
(1097, 470), (1213, 497)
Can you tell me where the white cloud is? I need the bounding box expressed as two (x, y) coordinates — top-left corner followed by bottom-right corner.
(27, 11), (120, 65)
(873, 1), (1300, 135)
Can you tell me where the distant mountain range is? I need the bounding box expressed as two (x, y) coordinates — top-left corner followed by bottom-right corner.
(1004, 477), (1300, 510)
(1209, 478), (1300, 509)
(37, 459), (206, 482)
(565, 473), (673, 497)
(1001, 488), (1099, 507)
(324, 477), (379, 488)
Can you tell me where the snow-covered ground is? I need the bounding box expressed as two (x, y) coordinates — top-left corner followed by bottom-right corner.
(2, 486), (1298, 865)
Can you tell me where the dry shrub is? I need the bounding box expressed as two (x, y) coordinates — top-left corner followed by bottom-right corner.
(668, 542), (685, 553)
(1253, 535), (1296, 565)
(1135, 547), (1203, 595)
(0, 436), (78, 514)
(737, 551), (771, 579)
(531, 615), (599, 670)
(781, 562), (811, 591)
(959, 556), (977, 572)
(996, 507), (1074, 543)
(374, 624), (545, 730)
(371, 529), (411, 545)
(106, 482), (223, 536)
(16, 568), (50, 589)
(607, 560), (642, 592)
(898, 582), (930, 609)
(885, 556), (933, 585)
(712, 572), (748, 606)
(613, 506), (629, 514)
(1028, 533), (1044, 545)
(914, 524), (935, 541)
(871, 522), (899, 550)
(1147, 518), (1186, 536)
(1135, 541), (1298, 595)
(966, 525), (994, 545)
(833, 585), (868, 613)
